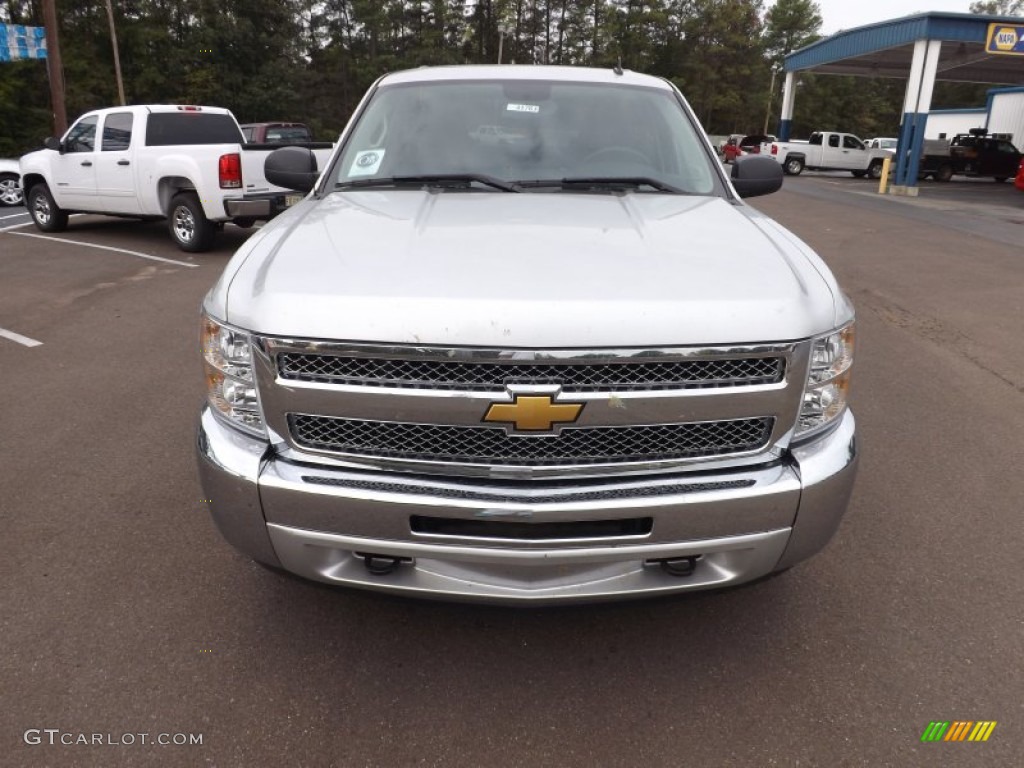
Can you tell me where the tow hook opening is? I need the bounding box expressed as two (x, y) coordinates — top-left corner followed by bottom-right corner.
(647, 555), (702, 578)
(355, 552), (413, 575)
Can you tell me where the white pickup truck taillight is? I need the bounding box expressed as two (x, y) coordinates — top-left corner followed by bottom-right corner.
(219, 153), (242, 188)
(771, 144), (778, 155)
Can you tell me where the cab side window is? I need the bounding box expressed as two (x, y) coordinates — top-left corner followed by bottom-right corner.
(65, 116), (98, 153)
(828, 134), (840, 148)
(843, 136), (862, 149)
(101, 112), (133, 151)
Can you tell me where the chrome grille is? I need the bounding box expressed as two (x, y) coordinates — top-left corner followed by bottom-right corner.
(289, 414), (774, 466)
(277, 354), (784, 391)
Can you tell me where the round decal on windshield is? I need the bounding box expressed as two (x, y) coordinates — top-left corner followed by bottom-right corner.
(349, 148), (386, 177)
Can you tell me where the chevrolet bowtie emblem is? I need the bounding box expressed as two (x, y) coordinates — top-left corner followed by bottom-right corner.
(483, 395), (584, 432)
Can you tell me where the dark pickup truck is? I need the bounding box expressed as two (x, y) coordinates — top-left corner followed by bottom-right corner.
(240, 122), (314, 144)
(920, 132), (1021, 182)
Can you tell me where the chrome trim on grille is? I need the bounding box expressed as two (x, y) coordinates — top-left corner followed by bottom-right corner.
(253, 338), (810, 479)
(299, 474), (756, 504)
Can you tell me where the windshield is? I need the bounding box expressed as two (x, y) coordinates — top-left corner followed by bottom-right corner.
(329, 79), (718, 194)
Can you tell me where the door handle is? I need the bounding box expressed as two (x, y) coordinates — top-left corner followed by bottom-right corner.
(117, 160), (130, 166)
(81, 161), (92, 166)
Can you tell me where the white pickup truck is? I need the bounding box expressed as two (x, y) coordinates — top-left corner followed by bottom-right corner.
(19, 105), (334, 251)
(770, 132), (889, 179)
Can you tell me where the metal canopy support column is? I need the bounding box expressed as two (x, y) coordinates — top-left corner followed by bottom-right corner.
(778, 72), (797, 141)
(893, 39), (941, 195)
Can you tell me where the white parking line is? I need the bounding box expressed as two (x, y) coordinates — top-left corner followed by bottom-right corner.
(6, 231), (199, 268)
(0, 326), (43, 347)
(0, 212), (30, 221)
(0, 220), (32, 232)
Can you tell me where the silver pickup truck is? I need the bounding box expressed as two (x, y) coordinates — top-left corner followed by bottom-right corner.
(197, 65), (858, 603)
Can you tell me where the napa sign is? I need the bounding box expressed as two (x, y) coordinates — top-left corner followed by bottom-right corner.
(987, 23), (1024, 55)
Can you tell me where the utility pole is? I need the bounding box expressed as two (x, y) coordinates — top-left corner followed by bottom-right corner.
(763, 64), (780, 136)
(105, 0), (126, 105)
(41, 0), (67, 135)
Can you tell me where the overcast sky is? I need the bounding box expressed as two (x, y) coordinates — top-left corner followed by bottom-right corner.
(815, 1), (975, 35)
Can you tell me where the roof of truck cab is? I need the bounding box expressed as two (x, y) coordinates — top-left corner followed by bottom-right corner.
(380, 65), (673, 90)
(73, 105), (233, 115)
(144, 105), (233, 114)
(73, 105), (232, 116)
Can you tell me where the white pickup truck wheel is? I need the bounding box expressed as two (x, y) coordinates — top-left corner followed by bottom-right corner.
(0, 172), (23, 206)
(867, 161), (884, 180)
(28, 183), (68, 232)
(783, 157), (804, 175)
(169, 192), (215, 252)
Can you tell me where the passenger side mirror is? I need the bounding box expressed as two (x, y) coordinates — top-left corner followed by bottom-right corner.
(731, 155), (783, 198)
(265, 146), (319, 193)
(44, 136), (63, 154)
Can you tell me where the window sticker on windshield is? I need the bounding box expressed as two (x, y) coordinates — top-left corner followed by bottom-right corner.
(349, 149), (385, 177)
(506, 103), (540, 114)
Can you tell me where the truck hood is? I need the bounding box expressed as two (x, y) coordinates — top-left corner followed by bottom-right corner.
(221, 191), (839, 347)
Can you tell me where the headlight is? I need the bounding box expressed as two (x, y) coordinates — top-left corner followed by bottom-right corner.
(201, 314), (266, 437)
(796, 322), (854, 438)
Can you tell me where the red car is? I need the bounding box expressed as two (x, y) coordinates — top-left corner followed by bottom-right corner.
(723, 134), (775, 163)
(1015, 157), (1024, 191)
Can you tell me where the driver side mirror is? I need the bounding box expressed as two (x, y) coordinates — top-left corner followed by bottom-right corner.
(44, 136), (64, 154)
(731, 155), (783, 198)
(265, 146), (319, 193)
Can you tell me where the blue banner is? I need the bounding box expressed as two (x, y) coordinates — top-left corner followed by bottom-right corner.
(0, 23), (47, 61)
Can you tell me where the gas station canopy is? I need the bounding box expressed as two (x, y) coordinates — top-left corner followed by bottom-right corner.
(780, 12), (1024, 193)
(787, 13), (1024, 84)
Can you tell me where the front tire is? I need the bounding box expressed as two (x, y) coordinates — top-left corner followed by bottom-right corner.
(935, 164), (953, 182)
(28, 183), (68, 232)
(168, 192), (214, 252)
(0, 172), (23, 206)
(851, 170), (866, 178)
(867, 160), (884, 180)
(784, 157), (804, 175)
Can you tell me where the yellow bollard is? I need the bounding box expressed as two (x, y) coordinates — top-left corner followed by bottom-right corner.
(878, 156), (892, 195)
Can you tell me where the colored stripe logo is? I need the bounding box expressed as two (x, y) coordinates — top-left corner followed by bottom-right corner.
(921, 721), (997, 742)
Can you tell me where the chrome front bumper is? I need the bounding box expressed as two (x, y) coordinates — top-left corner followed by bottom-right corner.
(196, 407), (858, 603)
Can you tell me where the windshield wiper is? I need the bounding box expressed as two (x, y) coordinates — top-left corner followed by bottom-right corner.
(515, 177), (686, 194)
(335, 174), (520, 192)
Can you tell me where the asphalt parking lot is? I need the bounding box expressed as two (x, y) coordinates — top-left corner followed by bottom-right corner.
(2, 175), (1022, 767)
